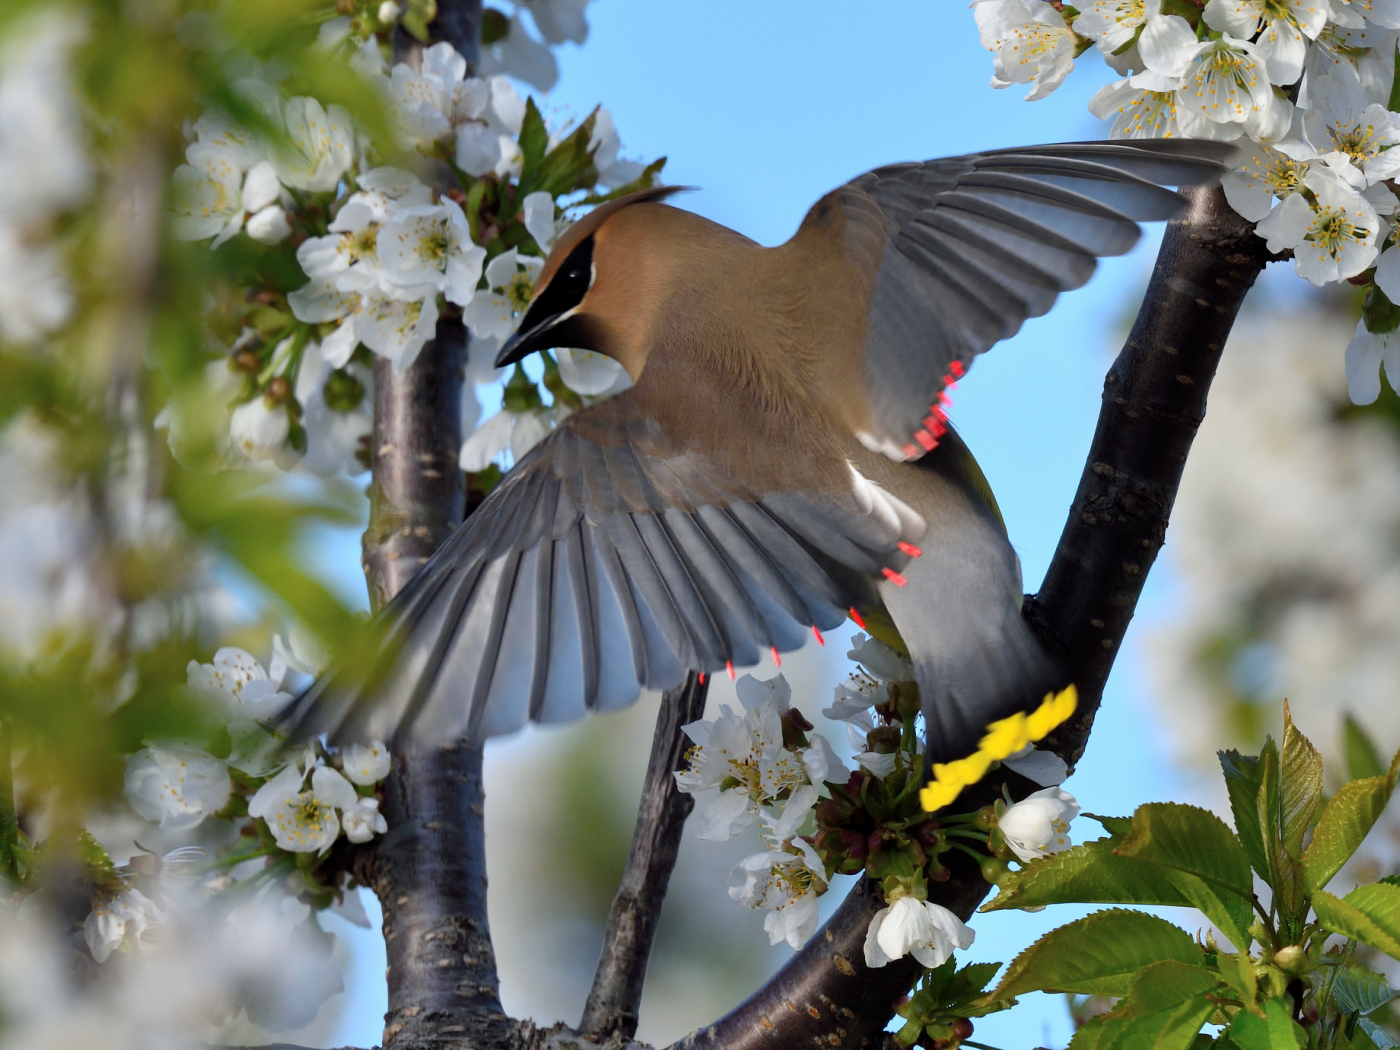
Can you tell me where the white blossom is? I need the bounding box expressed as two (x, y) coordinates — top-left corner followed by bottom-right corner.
(186, 647), (293, 720)
(462, 248), (543, 341)
(1221, 140), (1312, 221)
(1305, 23), (1398, 104)
(460, 408), (515, 471)
(272, 619), (331, 677)
(245, 204), (291, 244)
(479, 13), (560, 91)
(1176, 35), (1275, 126)
(556, 347), (632, 397)
(229, 395), (291, 462)
(1001, 745), (1070, 786)
(863, 895), (975, 969)
(522, 190), (560, 252)
(1327, 0), (1400, 29)
(1298, 68), (1400, 186)
(341, 796), (388, 843)
(974, 0), (1076, 101)
(124, 747), (231, 831)
(999, 786), (1080, 861)
(341, 741), (392, 785)
(248, 764), (358, 854)
(588, 108), (646, 188)
(377, 198), (486, 305)
(357, 292), (441, 372)
(728, 837), (827, 950)
(530, 0), (590, 45)
(293, 340), (371, 476)
(675, 673), (807, 841)
(1090, 73), (1239, 140)
(0, 226), (76, 342)
(1256, 167), (1381, 283)
(1344, 320), (1400, 403)
(510, 407), (554, 461)
(84, 888), (161, 964)
(1202, 0), (1331, 86)
(269, 96), (354, 193)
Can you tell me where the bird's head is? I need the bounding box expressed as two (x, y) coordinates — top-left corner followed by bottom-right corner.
(494, 185), (691, 377)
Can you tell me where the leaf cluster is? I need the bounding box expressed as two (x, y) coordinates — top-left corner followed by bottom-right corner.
(977, 709), (1400, 1050)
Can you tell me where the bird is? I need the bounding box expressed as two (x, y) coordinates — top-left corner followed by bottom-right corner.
(289, 139), (1234, 811)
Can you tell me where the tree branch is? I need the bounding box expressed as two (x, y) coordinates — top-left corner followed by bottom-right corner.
(580, 673), (711, 1039)
(672, 184), (1270, 1050)
(356, 7), (497, 1049)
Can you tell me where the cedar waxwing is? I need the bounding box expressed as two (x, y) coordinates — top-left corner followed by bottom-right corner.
(291, 140), (1233, 810)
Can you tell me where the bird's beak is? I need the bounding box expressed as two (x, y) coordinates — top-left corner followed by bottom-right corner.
(495, 293), (566, 368)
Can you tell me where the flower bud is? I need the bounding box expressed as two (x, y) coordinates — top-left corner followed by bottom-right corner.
(951, 1018), (974, 1041)
(1273, 945), (1306, 975)
(979, 855), (1009, 885)
(265, 376), (293, 405)
(233, 349), (262, 372)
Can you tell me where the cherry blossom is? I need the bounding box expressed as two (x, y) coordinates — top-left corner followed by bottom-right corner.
(124, 747), (232, 831)
(974, 0), (1077, 101)
(863, 896), (976, 969)
(998, 786), (1080, 861)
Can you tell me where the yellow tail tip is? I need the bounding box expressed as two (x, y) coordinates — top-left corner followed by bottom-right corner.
(919, 685), (1078, 812)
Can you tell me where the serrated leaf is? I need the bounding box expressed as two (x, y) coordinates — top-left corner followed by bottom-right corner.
(1215, 952), (1261, 1017)
(1360, 1018), (1400, 1050)
(516, 98), (549, 193)
(981, 837), (1195, 912)
(1220, 750), (1270, 881)
(1332, 967), (1397, 1016)
(1280, 704), (1324, 859)
(991, 910), (1203, 999)
(1113, 804), (1256, 948)
(1345, 716), (1387, 782)
(1117, 804), (1256, 897)
(1313, 884), (1400, 960)
(1229, 1000), (1306, 1050)
(1067, 961), (1220, 1050)
(1088, 813), (1136, 838)
(1302, 749), (1400, 893)
(1257, 742), (1283, 892)
(1155, 866), (1256, 954)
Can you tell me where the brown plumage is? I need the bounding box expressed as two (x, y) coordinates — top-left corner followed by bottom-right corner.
(290, 139), (1234, 804)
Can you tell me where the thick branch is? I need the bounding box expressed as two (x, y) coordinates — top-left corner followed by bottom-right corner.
(675, 185), (1269, 1050)
(357, 7), (496, 1050)
(580, 673), (711, 1039)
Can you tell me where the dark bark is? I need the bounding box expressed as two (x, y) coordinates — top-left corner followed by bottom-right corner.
(671, 185), (1269, 1050)
(357, 6), (495, 1050)
(580, 674), (711, 1039)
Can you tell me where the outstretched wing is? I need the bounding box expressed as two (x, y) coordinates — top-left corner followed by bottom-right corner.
(289, 393), (924, 746)
(802, 139), (1236, 460)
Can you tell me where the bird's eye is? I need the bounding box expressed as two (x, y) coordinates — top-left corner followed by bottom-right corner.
(564, 265), (590, 286)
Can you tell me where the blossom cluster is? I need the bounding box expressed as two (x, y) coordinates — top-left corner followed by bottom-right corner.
(675, 634), (1081, 973)
(972, 0), (1400, 403)
(169, 37), (649, 480)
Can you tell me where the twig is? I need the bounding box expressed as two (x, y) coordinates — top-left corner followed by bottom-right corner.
(672, 184), (1270, 1050)
(580, 673), (711, 1038)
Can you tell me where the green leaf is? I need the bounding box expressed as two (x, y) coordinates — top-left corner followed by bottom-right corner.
(1113, 804), (1257, 948)
(1067, 961), (1220, 1050)
(1360, 1019), (1400, 1050)
(1257, 742), (1283, 890)
(1220, 750), (1270, 881)
(980, 837), (1195, 912)
(1332, 966), (1397, 1016)
(1117, 804), (1256, 898)
(1228, 1000), (1306, 1050)
(1344, 716), (1386, 782)
(1088, 813), (1137, 838)
(1302, 748), (1399, 893)
(1313, 884), (1400, 960)
(401, 0), (436, 41)
(516, 98), (549, 194)
(1280, 705), (1324, 859)
(991, 909), (1204, 999)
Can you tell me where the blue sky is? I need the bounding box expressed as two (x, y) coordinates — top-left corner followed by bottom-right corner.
(324, 3), (1219, 1045)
